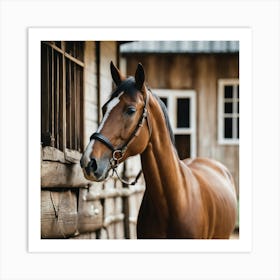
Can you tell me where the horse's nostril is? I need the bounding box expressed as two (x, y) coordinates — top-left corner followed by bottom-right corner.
(89, 158), (98, 172)
(85, 158), (104, 179)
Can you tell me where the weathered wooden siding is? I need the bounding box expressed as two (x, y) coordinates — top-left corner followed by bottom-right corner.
(100, 41), (118, 111)
(84, 41), (98, 144)
(41, 176), (145, 239)
(41, 41), (145, 239)
(123, 53), (239, 195)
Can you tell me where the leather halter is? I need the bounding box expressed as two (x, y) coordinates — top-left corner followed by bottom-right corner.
(89, 79), (152, 184)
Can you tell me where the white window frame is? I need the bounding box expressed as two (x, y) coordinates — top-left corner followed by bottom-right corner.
(153, 89), (196, 158)
(218, 79), (239, 145)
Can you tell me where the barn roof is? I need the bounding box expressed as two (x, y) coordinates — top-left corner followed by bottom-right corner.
(120, 41), (239, 54)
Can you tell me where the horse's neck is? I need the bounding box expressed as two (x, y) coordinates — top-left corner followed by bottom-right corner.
(140, 95), (188, 218)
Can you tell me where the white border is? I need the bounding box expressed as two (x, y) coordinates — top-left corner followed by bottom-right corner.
(28, 28), (252, 253)
(1, 1), (279, 279)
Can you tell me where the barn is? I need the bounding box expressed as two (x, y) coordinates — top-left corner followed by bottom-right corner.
(40, 40), (239, 239)
(120, 41), (239, 192)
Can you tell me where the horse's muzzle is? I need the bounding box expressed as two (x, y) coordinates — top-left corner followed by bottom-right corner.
(80, 156), (110, 182)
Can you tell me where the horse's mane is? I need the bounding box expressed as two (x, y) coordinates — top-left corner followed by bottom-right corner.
(150, 91), (176, 147)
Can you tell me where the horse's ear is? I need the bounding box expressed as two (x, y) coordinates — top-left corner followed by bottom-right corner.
(135, 63), (145, 91)
(110, 61), (122, 86)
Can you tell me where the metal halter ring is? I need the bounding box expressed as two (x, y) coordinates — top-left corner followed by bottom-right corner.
(112, 150), (124, 161)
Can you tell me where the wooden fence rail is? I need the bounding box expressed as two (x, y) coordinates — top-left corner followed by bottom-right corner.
(41, 149), (145, 239)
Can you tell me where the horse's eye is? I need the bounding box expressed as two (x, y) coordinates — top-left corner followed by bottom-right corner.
(126, 106), (136, 116)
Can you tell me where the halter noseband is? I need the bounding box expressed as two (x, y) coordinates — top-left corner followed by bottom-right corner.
(89, 79), (152, 176)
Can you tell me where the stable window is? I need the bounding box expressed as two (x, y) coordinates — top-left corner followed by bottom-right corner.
(154, 89), (196, 159)
(41, 41), (84, 155)
(218, 79), (239, 145)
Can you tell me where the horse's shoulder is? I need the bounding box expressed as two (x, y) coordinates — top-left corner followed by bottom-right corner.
(183, 157), (236, 199)
(183, 157), (229, 177)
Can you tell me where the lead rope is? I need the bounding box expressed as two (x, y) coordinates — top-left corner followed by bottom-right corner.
(112, 166), (142, 186)
(109, 153), (143, 185)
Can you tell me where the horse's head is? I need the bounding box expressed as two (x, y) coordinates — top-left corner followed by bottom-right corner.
(80, 62), (151, 181)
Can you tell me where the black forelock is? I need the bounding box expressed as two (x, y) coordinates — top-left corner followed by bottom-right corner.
(152, 93), (176, 146)
(102, 77), (139, 115)
(110, 76), (138, 99)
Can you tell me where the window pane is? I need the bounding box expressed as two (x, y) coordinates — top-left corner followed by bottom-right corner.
(41, 43), (51, 147)
(175, 134), (191, 160)
(41, 41), (84, 152)
(160, 97), (168, 108)
(54, 41), (61, 48)
(237, 100), (239, 114)
(224, 85), (233, 98)
(224, 117), (233, 138)
(53, 52), (63, 150)
(66, 59), (84, 151)
(65, 41), (84, 62)
(177, 98), (190, 128)
(237, 85), (239, 98)
(224, 102), (233, 114)
(237, 117), (239, 139)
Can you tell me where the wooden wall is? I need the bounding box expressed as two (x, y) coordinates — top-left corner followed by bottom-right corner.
(84, 41), (118, 144)
(41, 41), (145, 239)
(84, 41), (98, 143)
(122, 53), (239, 195)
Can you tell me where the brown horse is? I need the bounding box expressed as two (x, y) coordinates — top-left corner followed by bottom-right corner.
(80, 62), (237, 239)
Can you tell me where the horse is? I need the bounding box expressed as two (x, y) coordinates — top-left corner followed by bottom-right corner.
(80, 62), (237, 239)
